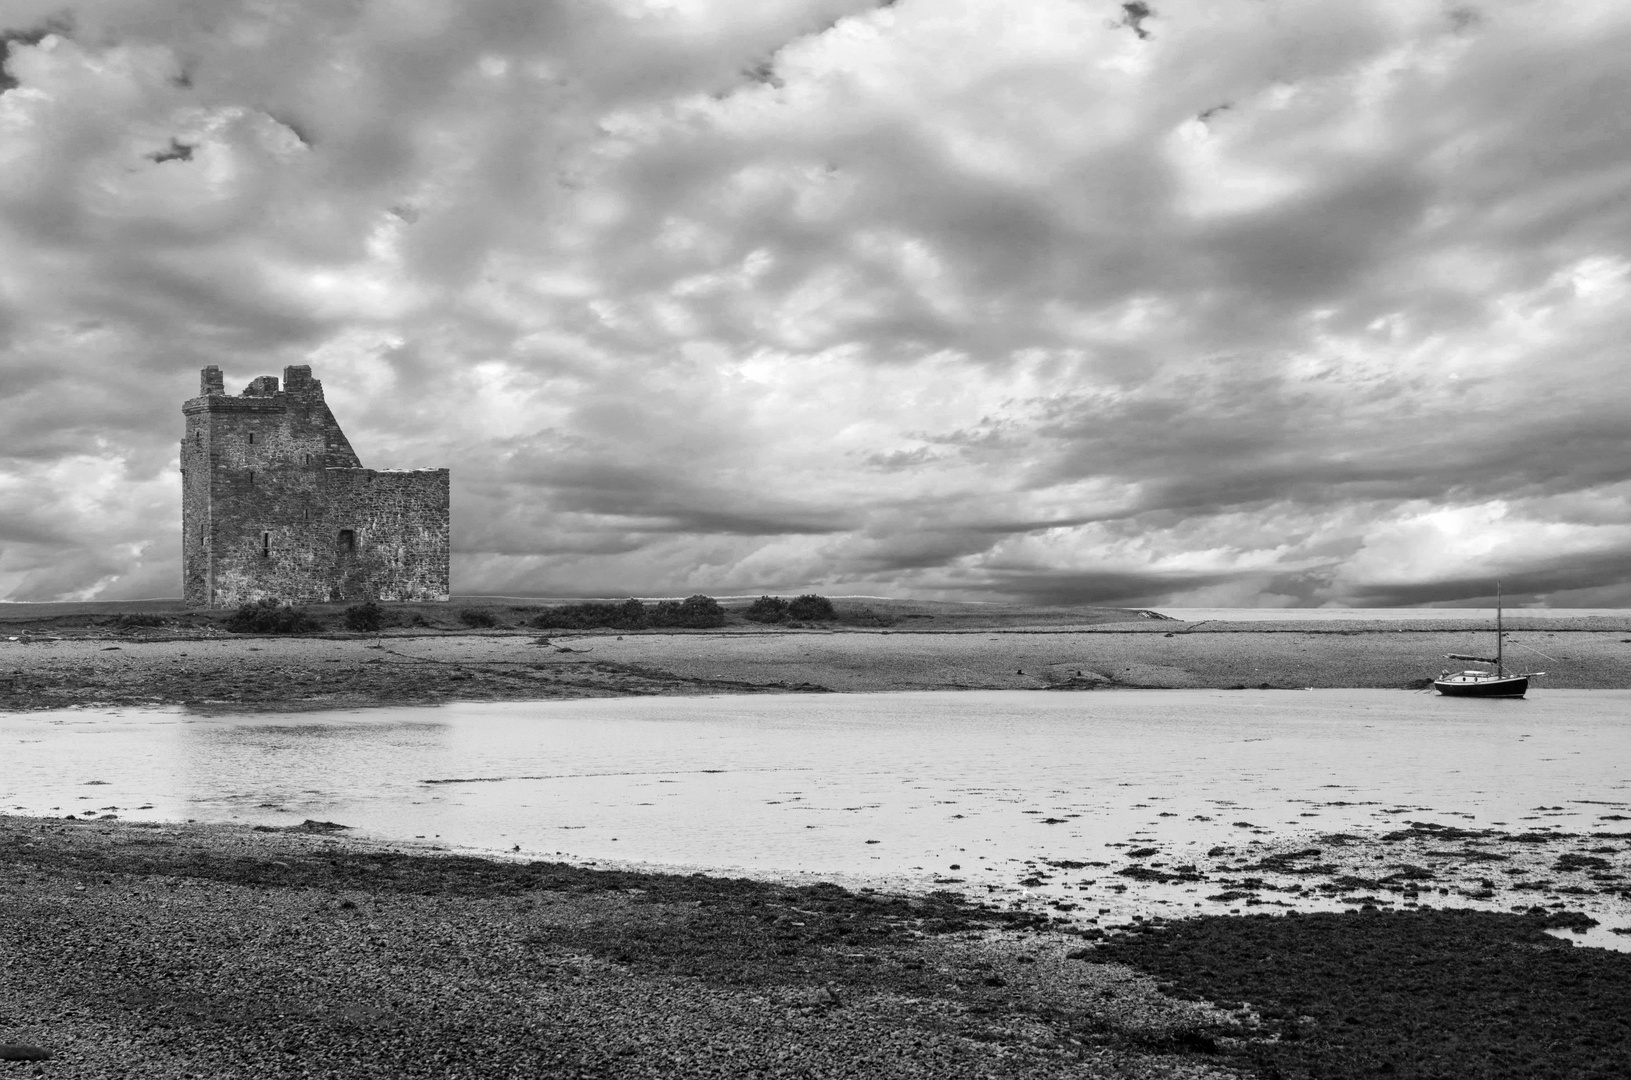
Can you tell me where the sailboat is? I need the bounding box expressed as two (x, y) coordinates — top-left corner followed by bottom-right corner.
(1432, 585), (1543, 698)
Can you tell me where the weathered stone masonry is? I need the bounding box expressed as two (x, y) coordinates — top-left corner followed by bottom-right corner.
(181, 365), (449, 607)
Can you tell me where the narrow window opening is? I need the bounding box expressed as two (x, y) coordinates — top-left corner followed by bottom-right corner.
(338, 528), (356, 553)
(194, 431), (202, 445)
(247, 470), (254, 485)
(248, 432), (255, 444)
(261, 532), (270, 557)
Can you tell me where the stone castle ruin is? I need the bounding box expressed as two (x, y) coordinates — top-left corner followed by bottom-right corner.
(181, 365), (449, 607)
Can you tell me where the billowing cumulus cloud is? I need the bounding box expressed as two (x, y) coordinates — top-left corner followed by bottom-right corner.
(2, 0), (1629, 607)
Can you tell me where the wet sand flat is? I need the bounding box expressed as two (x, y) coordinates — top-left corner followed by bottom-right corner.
(2, 619), (1628, 711)
(559, 621), (1631, 692)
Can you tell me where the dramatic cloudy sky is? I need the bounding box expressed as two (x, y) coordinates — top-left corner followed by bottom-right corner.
(2, 0), (1629, 607)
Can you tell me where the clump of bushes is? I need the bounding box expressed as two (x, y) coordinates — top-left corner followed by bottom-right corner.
(788, 594), (836, 621)
(225, 598), (320, 634)
(458, 608), (499, 628)
(113, 613), (167, 628)
(743, 596), (789, 623)
(342, 601), (385, 633)
(531, 595), (725, 631)
(531, 598), (648, 631)
(651, 594), (726, 628)
(743, 594), (836, 623)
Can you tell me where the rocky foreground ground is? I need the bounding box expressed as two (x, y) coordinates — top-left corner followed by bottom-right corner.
(2, 816), (1629, 1080)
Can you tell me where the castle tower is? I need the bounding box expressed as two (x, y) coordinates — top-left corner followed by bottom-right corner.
(181, 365), (450, 607)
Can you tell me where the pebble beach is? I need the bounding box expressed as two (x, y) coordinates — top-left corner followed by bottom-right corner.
(4, 814), (1629, 1079)
(1, 815), (1247, 1079)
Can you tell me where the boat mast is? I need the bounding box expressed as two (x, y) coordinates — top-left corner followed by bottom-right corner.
(1496, 582), (1504, 676)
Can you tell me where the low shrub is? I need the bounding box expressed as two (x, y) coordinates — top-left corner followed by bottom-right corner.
(225, 599), (320, 635)
(743, 595), (837, 623)
(743, 596), (790, 623)
(458, 608), (499, 628)
(342, 601), (385, 633)
(531, 595), (725, 631)
(786, 594), (836, 621)
(650, 595), (727, 629)
(531, 599), (645, 631)
(113, 613), (167, 628)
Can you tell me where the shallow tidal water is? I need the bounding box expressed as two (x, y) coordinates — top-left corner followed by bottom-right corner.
(6, 689), (1629, 943)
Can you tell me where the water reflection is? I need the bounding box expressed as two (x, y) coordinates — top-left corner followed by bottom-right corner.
(167, 716), (453, 821)
(5, 690), (1629, 944)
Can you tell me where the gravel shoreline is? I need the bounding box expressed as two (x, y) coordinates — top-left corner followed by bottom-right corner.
(1, 816), (1244, 1079)
(5, 816), (1628, 1079)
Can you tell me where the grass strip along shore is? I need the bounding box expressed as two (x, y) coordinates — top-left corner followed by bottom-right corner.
(2, 816), (1627, 1079)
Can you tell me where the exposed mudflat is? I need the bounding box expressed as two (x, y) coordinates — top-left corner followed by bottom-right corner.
(3, 615), (1628, 711)
(1091, 905), (1631, 1079)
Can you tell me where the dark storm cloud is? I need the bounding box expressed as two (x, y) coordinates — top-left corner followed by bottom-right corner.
(1348, 542), (1631, 608)
(521, 457), (858, 537)
(2, 0), (1630, 606)
(1023, 353), (1631, 516)
(976, 569), (1238, 609)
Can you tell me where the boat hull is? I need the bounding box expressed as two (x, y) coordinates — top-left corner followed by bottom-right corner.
(1434, 675), (1528, 698)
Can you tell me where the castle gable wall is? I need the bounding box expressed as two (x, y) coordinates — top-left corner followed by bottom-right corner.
(321, 469), (451, 602)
